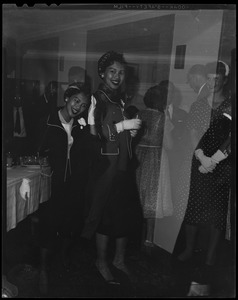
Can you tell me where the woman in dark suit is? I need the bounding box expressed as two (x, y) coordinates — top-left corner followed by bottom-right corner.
(82, 51), (142, 284)
(38, 83), (92, 294)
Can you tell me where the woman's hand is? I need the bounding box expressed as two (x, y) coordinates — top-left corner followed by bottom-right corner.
(88, 95), (97, 125)
(115, 119), (142, 132)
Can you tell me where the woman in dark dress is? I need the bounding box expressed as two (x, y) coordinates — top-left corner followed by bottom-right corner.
(38, 83), (92, 294)
(177, 61), (232, 272)
(81, 51), (142, 284)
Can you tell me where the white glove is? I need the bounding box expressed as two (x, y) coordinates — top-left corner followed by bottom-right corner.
(198, 164), (216, 173)
(199, 165), (209, 173)
(87, 95), (96, 125)
(115, 119), (142, 133)
(211, 149), (228, 163)
(195, 149), (213, 169)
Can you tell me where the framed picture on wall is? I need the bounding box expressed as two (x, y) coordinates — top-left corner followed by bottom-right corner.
(174, 45), (186, 69)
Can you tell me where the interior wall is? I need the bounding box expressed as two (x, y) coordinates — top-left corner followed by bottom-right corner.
(168, 10), (224, 113)
(21, 37), (59, 96)
(153, 9), (233, 254)
(85, 14), (175, 109)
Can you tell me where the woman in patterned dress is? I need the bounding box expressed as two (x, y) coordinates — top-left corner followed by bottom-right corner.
(135, 85), (174, 246)
(177, 61), (232, 269)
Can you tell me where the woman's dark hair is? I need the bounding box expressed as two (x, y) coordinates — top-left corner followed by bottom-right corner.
(98, 50), (127, 78)
(45, 81), (58, 93)
(158, 80), (176, 106)
(143, 85), (167, 112)
(205, 61), (231, 97)
(64, 82), (91, 101)
(205, 61), (229, 77)
(125, 105), (139, 119)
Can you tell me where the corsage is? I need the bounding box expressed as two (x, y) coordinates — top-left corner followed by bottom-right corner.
(78, 117), (87, 129)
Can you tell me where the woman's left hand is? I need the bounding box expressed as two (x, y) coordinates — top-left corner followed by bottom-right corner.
(130, 129), (138, 137)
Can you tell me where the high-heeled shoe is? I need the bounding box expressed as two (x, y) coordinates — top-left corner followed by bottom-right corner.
(112, 261), (130, 276)
(95, 262), (120, 285)
(112, 260), (136, 283)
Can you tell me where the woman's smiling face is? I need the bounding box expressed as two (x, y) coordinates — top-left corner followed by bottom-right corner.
(66, 92), (89, 119)
(103, 61), (126, 90)
(206, 73), (226, 94)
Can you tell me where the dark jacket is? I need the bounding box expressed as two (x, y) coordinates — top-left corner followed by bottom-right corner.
(94, 84), (132, 170)
(39, 108), (92, 184)
(82, 84), (134, 239)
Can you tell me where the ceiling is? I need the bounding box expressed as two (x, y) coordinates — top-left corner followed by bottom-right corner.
(2, 4), (131, 43)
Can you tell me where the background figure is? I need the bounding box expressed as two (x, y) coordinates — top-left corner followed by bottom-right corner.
(158, 80), (188, 192)
(35, 81), (58, 152)
(173, 64), (212, 223)
(82, 50), (142, 284)
(135, 85), (173, 249)
(124, 105), (139, 119)
(186, 64), (210, 100)
(5, 84), (34, 161)
(37, 83), (92, 295)
(177, 62), (231, 289)
(68, 66), (91, 93)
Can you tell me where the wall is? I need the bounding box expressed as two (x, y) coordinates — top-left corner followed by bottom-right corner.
(18, 9), (228, 110)
(153, 9), (224, 254)
(56, 9), (224, 110)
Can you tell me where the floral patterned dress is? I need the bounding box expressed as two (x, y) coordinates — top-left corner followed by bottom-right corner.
(135, 108), (173, 219)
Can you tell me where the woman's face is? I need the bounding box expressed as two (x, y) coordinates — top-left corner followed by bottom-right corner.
(103, 61), (125, 90)
(206, 73), (226, 94)
(65, 92), (89, 119)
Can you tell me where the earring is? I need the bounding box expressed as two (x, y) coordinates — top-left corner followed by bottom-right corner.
(101, 74), (104, 78)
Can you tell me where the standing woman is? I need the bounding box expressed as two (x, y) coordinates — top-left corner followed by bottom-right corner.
(82, 51), (142, 284)
(38, 83), (92, 294)
(177, 61), (231, 284)
(135, 85), (174, 248)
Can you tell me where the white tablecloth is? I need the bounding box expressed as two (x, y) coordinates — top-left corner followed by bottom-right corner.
(6, 166), (51, 232)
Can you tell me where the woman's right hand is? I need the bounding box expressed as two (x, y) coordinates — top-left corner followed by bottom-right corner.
(115, 119), (142, 132)
(88, 95), (97, 125)
(122, 119), (142, 130)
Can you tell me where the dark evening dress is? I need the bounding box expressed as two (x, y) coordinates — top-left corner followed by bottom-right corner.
(82, 83), (142, 239)
(183, 97), (231, 231)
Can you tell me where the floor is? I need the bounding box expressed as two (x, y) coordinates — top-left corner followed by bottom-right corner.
(2, 210), (235, 298)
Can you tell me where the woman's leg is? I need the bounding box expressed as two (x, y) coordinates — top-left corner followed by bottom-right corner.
(113, 236), (127, 265)
(206, 225), (221, 266)
(39, 247), (50, 295)
(95, 232), (114, 281)
(113, 236), (130, 275)
(145, 218), (155, 244)
(178, 224), (198, 261)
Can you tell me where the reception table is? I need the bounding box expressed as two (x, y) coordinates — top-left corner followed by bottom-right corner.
(6, 165), (51, 232)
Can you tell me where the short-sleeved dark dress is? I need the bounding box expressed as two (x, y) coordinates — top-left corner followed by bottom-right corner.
(183, 97), (231, 231)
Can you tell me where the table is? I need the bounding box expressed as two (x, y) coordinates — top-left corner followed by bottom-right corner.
(6, 165), (51, 232)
